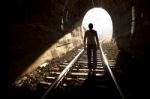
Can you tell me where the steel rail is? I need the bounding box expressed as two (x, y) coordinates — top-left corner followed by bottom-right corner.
(41, 49), (84, 99)
(99, 43), (125, 99)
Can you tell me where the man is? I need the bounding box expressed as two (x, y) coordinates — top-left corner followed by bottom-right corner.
(84, 23), (100, 70)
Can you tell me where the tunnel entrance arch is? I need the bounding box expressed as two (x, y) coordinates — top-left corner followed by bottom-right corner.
(81, 8), (113, 41)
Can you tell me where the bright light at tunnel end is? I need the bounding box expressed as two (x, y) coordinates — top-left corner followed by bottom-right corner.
(82, 8), (113, 41)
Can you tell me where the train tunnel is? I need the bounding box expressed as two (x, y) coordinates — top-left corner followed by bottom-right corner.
(6, 0), (150, 98)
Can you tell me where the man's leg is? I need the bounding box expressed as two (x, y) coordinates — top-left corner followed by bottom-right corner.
(87, 46), (92, 69)
(93, 46), (97, 69)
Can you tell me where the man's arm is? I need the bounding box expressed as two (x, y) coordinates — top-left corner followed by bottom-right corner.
(95, 31), (99, 48)
(83, 32), (87, 49)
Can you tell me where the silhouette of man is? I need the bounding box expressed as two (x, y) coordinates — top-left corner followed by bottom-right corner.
(84, 23), (99, 70)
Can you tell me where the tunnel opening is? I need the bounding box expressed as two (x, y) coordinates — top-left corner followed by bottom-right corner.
(81, 8), (113, 41)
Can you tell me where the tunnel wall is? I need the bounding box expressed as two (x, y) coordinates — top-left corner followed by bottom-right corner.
(23, 27), (82, 76)
(130, 0), (150, 57)
(8, 0), (83, 83)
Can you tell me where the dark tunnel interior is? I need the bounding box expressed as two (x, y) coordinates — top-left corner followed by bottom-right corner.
(4, 0), (150, 98)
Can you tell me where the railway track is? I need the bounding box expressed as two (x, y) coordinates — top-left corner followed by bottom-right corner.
(37, 44), (125, 99)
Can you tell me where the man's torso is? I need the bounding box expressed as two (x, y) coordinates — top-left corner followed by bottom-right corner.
(85, 30), (97, 45)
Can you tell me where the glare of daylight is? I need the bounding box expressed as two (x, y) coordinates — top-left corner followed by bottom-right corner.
(82, 8), (113, 40)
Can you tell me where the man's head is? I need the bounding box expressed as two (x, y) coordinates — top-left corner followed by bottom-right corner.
(88, 23), (93, 30)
